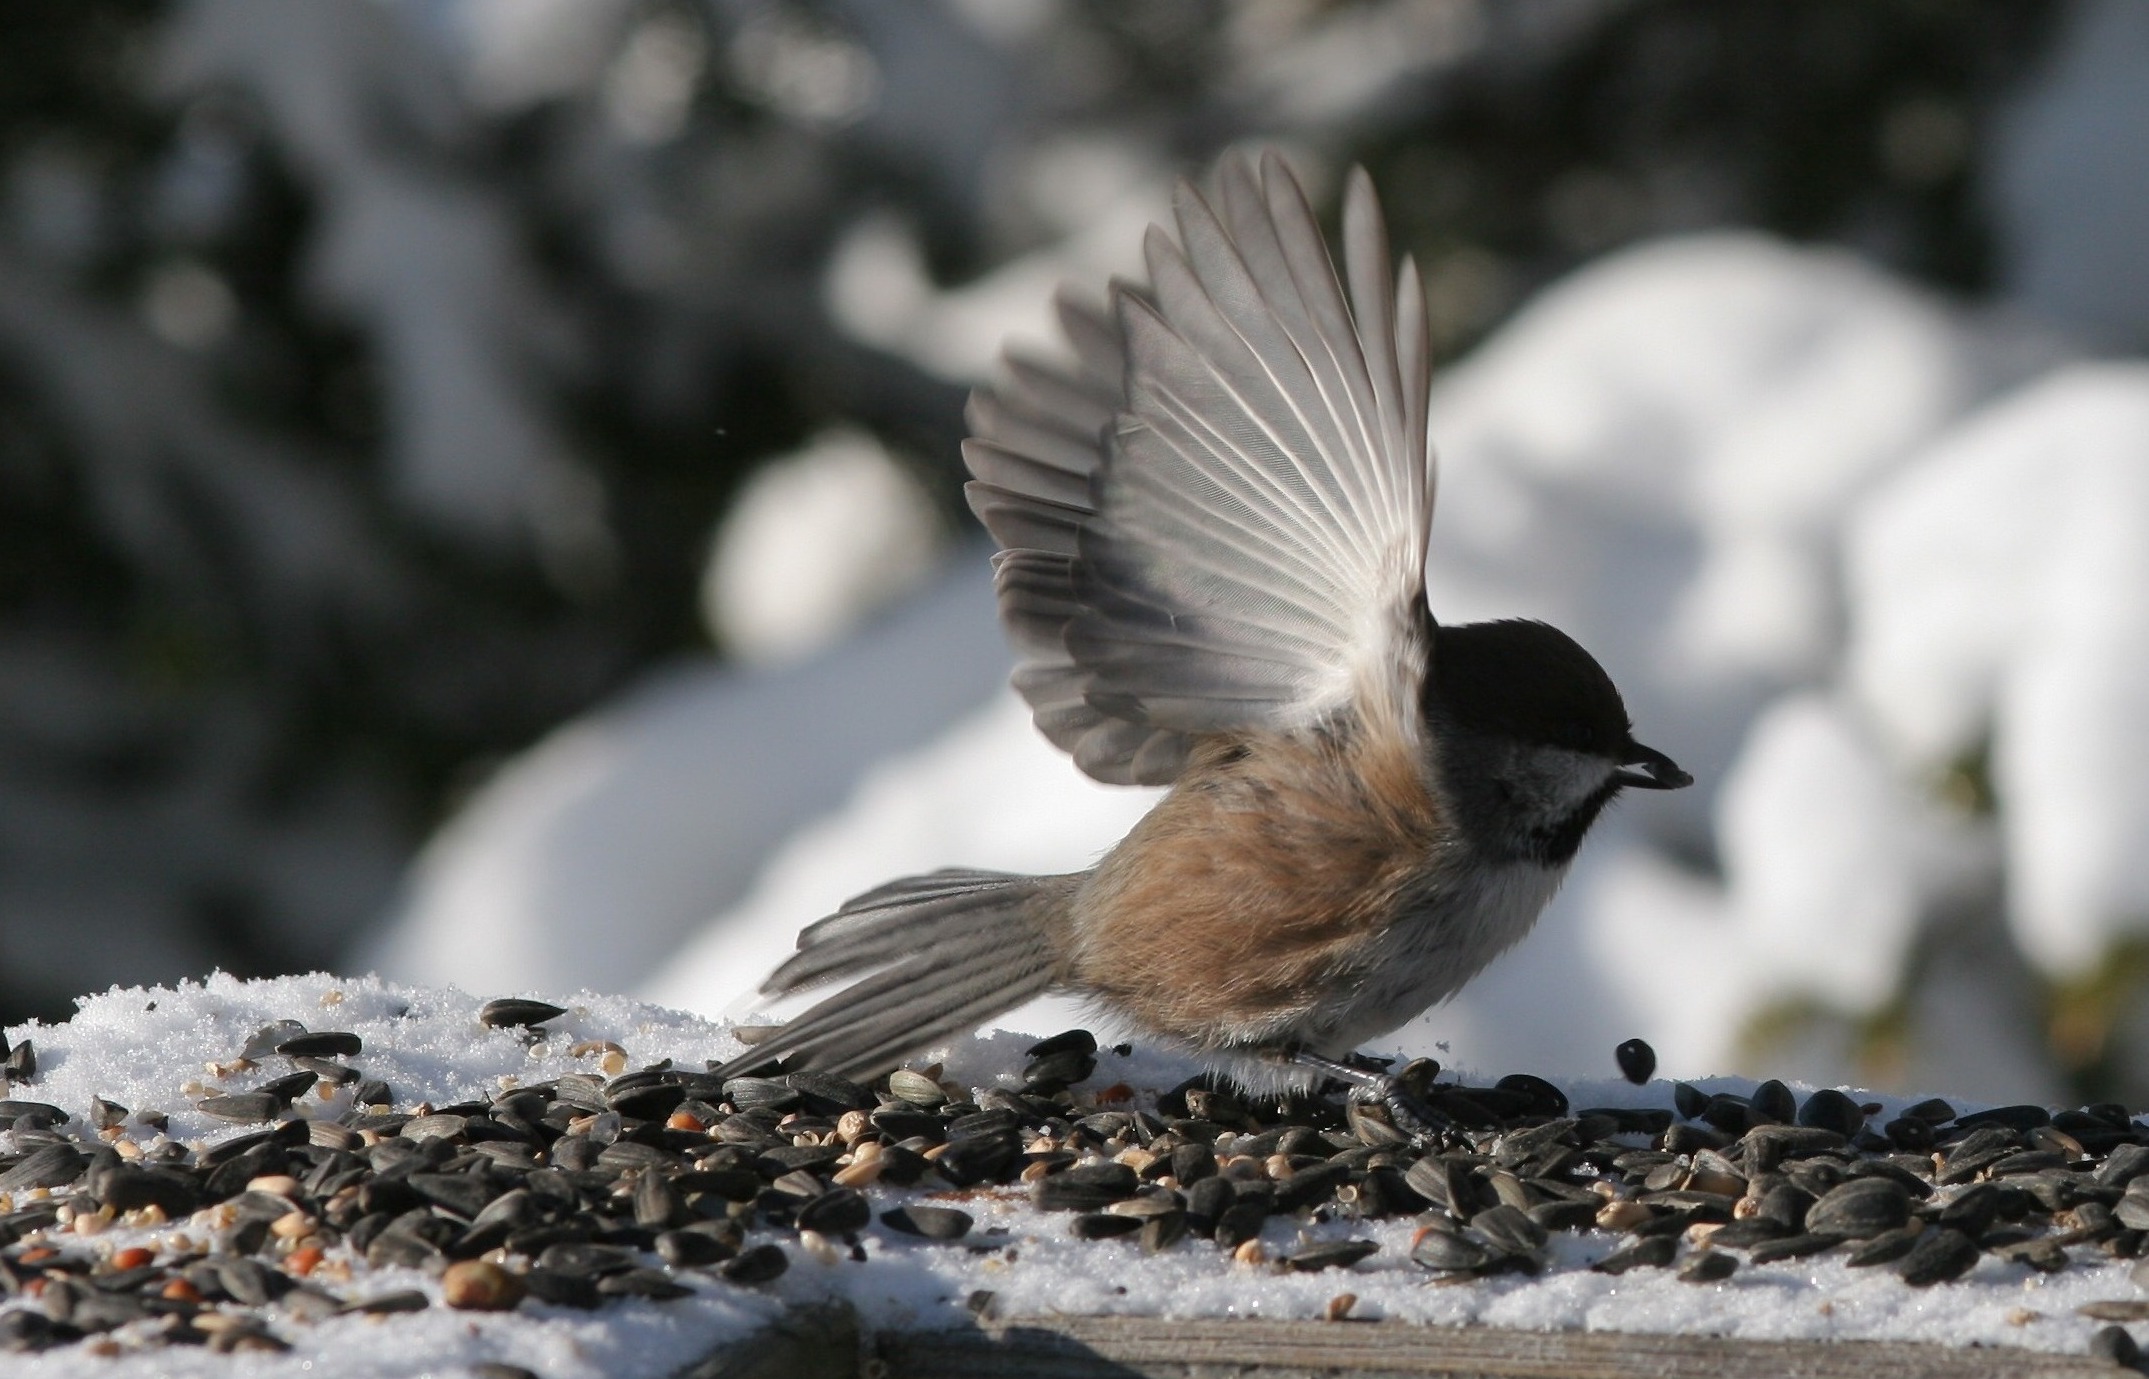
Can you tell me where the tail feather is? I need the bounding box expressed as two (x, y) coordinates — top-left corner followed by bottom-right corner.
(772, 869), (1033, 991)
(715, 869), (1069, 1082)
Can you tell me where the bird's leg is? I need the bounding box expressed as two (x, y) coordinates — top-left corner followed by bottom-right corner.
(1283, 1049), (1462, 1147)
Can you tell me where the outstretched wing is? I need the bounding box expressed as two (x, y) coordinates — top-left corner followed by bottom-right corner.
(965, 152), (1435, 785)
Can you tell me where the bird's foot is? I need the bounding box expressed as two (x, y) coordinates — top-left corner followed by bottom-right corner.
(1284, 1049), (1461, 1148)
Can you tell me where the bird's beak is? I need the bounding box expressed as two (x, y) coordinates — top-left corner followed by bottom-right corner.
(1614, 742), (1692, 791)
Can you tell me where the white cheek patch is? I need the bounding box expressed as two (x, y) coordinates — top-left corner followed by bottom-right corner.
(1501, 746), (1619, 822)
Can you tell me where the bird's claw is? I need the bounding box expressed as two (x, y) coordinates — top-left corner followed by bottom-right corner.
(1374, 1076), (1463, 1148)
(1285, 1049), (1462, 1149)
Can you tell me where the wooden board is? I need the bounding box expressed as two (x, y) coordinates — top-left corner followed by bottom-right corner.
(688, 1307), (2123, 1378)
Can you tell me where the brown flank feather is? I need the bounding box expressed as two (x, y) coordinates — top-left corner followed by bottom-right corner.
(1067, 711), (1442, 1045)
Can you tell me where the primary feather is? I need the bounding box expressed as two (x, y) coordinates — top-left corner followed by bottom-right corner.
(966, 151), (1436, 784)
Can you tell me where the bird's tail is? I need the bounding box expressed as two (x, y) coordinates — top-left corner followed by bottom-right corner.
(712, 869), (1071, 1083)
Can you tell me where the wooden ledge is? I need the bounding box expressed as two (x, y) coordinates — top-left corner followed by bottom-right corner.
(691, 1307), (2120, 1378)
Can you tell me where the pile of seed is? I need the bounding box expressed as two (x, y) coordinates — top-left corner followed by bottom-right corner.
(5, 1007), (2149, 1366)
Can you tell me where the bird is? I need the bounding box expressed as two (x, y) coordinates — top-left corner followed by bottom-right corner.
(716, 151), (1689, 1134)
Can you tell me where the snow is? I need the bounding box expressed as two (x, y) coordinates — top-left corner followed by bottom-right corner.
(5, 973), (2147, 1374)
(364, 556), (1012, 998)
(1715, 694), (1993, 1012)
(700, 428), (947, 666)
(1846, 365), (2149, 974)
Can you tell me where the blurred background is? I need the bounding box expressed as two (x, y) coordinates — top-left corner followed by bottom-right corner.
(12, 0), (2149, 1108)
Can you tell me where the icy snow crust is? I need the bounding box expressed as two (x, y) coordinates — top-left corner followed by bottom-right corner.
(6, 974), (2145, 1373)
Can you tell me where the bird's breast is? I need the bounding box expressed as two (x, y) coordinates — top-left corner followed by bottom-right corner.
(1065, 726), (1483, 1050)
(1311, 855), (1569, 1052)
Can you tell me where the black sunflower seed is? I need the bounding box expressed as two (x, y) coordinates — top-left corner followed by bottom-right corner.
(1678, 1249), (1737, 1282)
(0, 1099), (63, 1125)
(1070, 1212), (1144, 1240)
(784, 1071), (873, 1114)
(1614, 1038), (1655, 1085)
(0, 1144), (85, 1192)
(96, 1164), (199, 1216)
(1747, 1079), (1795, 1125)
(539, 1242), (637, 1275)
(1805, 1178), (1910, 1239)
(276, 1031), (362, 1058)
(2113, 1196), (2149, 1232)
(407, 1172), (498, 1220)
(342, 1290), (429, 1315)
(1884, 1117), (1935, 1152)
(1896, 1228), (1980, 1286)
(1285, 1239), (1378, 1272)
(196, 1093), (282, 1124)
(933, 1135), (1019, 1186)
(1025, 1029), (1099, 1059)
(478, 998), (568, 1030)
(1469, 1204), (1547, 1256)
(366, 1229), (446, 1271)
(1530, 1199), (1601, 1233)
(521, 1269), (601, 1309)
(797, 1187), (871, 1236)
(655, 1229), (736, 1267)
(869, 1110), (946, 1142)
(1118, 1209), (1178, 1254)
(701, 1243), (783, 1287)
(1796, 1088), (1865, 1137)
(607, 1083), (686, 1121)
(1954, 1104), (2048, 1132)
(1212, 1200), (1270, 1249)
(1410, 1225), (1494, 1273)
(1184, 1177), (1235, 1237)
(2091, 1324), (2142, 1368)
(1747, 1232), (1839, 1264)
(1272, 1160), (1351, 1213)
(881, 1205), (972, 1240)
(1034, 1162), (1137, 1211)
(1592, 1235), (1676, 1274)
(597, 1269), (693, 1299)
(632, 1173), (684, 1231)
(2099, 1144), (2149, 1188)
(1023, 1050), (1097, 1091)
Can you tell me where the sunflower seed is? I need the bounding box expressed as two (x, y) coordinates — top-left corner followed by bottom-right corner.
(477, 998), (567, 1030)
(1805, 1178), (1910, 1239)
(275, 1031), (362, 1058)
(1071, 1212), (1143, 1240)
(1677, 1249), (1737, 1282)
(1896, 1228), (1980, 1286)
(881, 1205), (972, 1240)
(1592, 1235), (1676, 1273)
(1613, 1038), (1655, 1085)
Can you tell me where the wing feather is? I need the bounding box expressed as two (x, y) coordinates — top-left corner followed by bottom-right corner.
(963, 152), (1434, 781)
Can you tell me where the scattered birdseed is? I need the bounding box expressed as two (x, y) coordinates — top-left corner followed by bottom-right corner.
(7, 1006), (2149, 1365)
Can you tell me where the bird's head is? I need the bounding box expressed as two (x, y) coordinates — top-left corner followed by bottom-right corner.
(1421, 618), (1690, 865)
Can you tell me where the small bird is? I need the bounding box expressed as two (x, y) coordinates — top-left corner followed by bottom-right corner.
(719, 153), (1688, 1130)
